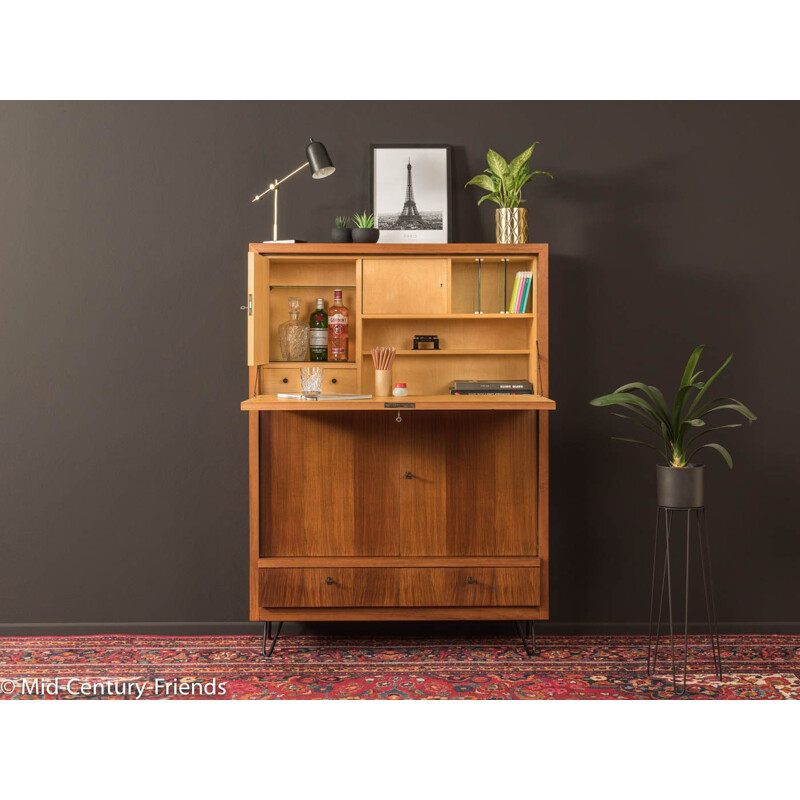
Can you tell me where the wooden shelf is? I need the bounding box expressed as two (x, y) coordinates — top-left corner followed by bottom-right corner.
(241, 394), (555, 411)
(258, 556), (542, 568)
(361, 313), (533, 320)
(250, 242), (548, 256)
(360, 350), (530, 356)
(269, 285), (356, 290)
(262, 361), (357, 369)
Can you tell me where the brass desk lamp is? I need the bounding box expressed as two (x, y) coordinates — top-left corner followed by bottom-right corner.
(251, 138), (335, 242)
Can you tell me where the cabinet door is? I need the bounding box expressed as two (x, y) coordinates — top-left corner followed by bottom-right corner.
(362, 258), (448, 314)
(397, 413), (447, 555)
(264, 411), (355, 556)
(353, 413), (445, 555)
(443, 412), (537, 556)
(247, 253), (269, 366)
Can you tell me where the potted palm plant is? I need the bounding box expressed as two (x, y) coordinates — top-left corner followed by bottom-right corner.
(465, 143), (552, 244)
(590, 346), (756, 507)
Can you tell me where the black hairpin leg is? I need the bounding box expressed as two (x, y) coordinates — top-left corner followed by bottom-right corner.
(514, 620), (535, 657)
(648, 507), (673, 683)
(261, 621), (283, 658)
(697, 508), (723, 680)
(646, 507), (663, 675)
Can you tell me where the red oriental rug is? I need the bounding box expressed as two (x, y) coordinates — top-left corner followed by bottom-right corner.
(1, 634), (798, 699)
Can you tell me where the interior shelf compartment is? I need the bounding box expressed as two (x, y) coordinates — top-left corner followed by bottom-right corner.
(267, 259), (357, 287)
(361, 316), (532, 353)
(269, 285), (357, 362)
(362, 352), (531, 396)
(450, 256), (537, 314)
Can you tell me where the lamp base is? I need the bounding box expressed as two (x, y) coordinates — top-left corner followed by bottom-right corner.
(261, 239), (307, 244)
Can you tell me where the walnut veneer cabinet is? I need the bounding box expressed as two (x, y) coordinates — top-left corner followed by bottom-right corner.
(241, 243), (555, 655)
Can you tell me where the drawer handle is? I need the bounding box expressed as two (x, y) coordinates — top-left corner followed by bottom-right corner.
(331, 378), (337, 384)
(466, 576), (475, 584)
(282, 378), (288, 384)
(325, 576), (335, 585)
(404, 471), (413, 479)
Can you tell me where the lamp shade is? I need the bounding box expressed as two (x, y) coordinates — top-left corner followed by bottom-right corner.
(306, 139), (335, 179)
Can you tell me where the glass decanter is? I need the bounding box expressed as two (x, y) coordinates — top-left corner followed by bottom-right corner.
(278, 297), (309, 361)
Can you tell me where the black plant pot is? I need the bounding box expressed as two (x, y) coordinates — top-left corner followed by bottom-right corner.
(656, 464), (704, 508)
(352, 228), (380, 244)
(331, 227), (352, 243)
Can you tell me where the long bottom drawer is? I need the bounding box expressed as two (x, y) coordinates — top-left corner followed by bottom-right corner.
(258, 567), (540, 608)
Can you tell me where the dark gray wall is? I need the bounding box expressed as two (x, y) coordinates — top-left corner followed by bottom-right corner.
(2, 101), (798, 631)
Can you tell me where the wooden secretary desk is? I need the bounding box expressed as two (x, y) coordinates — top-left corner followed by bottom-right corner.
(241, 243), (555, 656)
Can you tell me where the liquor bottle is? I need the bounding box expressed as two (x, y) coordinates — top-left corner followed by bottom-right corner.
(278, 296), (309, 361)
(309, 298), (328, 362)
(328, 289), (349, 362)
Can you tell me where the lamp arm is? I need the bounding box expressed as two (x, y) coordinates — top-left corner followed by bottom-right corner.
(251, 161), (310, 202)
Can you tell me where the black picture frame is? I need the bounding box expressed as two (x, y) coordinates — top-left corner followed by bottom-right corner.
(370, 144), (452, 243)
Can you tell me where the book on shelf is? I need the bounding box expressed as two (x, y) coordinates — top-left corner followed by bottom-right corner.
(450, 380), (534, 395)
(508, 271), (533, 313)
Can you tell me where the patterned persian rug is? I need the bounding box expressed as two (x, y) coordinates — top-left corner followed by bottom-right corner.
(1, 634), (798, 700)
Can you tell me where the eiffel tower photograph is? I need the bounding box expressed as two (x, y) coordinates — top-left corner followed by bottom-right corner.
(372, 145), (451, 242)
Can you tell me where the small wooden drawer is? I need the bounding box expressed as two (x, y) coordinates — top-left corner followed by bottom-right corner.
(260, 368), (357, 395)
(259, 568), (398, 608)
(259, 567), (540, 608)
(399, 568), (540, 607)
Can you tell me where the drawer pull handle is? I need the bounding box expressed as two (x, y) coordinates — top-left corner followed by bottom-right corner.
(325, 576), (334, 585)
(282, 378), (288, 384)
(331, 378), (337, 384)
(404, 471), (413, 479)
(466, 576), (475, 584)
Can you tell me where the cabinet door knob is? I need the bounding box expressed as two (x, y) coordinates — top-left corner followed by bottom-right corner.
(331, 378), (337, 384)
(466, 576), (475, 584)
(282, 378), (288, 384)
(404, 471), (413, 479)
(325, 576), (334, 585)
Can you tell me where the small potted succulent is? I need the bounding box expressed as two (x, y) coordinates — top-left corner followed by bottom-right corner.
(465, 143), (552, 244)
(590, 345), (756, 508)
(331, 215), (351, 244)
(351, 211), (380, 244)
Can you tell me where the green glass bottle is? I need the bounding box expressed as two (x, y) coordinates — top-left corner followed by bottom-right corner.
(309, 297), (328, 362)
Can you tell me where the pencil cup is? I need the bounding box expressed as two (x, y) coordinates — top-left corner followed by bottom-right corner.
(374, 370), (392, 397)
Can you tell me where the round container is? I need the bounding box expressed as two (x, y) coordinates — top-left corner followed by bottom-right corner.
(374, 370), (392, 397)
(392, 383), (408, 397)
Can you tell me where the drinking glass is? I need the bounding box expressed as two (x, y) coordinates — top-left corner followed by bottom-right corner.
(300, 366), (323, 394)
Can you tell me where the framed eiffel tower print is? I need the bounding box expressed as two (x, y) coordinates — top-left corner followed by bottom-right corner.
(371, 144), (452, 243)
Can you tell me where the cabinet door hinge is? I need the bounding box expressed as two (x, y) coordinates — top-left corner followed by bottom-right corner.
(248, 294), (253, 316)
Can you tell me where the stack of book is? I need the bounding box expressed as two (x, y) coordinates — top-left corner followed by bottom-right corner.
(450, 380), (534, 395)
(508, 271), (533, 313)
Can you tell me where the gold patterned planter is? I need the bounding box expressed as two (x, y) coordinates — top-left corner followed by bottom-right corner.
(495, 208), (528, 244)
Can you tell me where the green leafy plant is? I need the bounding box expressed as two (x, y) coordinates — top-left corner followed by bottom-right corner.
(590, 345), (756, 468)
(352, 211), (375, 229)
(465, 144), (553, 208)
(334, 215), (349, 228)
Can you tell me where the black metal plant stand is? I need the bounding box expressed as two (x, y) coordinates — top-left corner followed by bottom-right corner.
(262, 621), (284, 658)
(647, 506), (723, 695)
